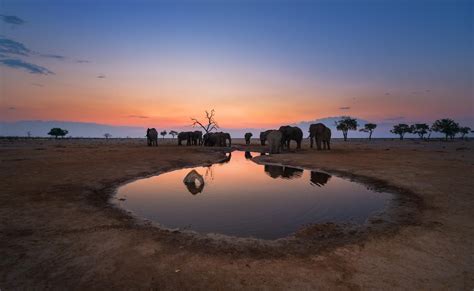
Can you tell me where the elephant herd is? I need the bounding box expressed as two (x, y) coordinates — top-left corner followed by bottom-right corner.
(146, 122), (331, 153)
(176, 131), (233, 147)
(257, 123), (331, 154)
(178, 131), (203, 146)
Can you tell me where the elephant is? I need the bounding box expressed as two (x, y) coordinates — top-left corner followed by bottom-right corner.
(183, 169), (205, 195)
(266, 130), (282, 154)
(264, 165), (303, 179)
(146, 128), (158, 146)
(177, 131), (192, 146)
(192, 130), (203, 145)
(203, 132), (231, 147)
(279, 126), (303, 150)
(244, 132), (253, 145)
(259, 130), (273, 146)
(309, 123), (331, 150)
(222, 132), (232, 147)
(310, 171), (331, 187)
(322, 127), (331, 150)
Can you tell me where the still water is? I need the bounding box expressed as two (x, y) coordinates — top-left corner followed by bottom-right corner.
(115, 151), (392, 239)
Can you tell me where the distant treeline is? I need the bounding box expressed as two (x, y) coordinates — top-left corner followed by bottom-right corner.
(1, 117), (472, 141)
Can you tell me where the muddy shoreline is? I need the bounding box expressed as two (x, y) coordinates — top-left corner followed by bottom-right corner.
(1, 139), (472, 289)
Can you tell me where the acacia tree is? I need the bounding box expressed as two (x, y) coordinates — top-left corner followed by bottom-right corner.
(459, 126), (471, 140)
(160, 130), (167, 139)
(359, 123), (377, 140)
(390, 124), (411, 140)
(104, 133), (112, 139)
(411, 123), (430, 139)
(48, 128), (68, 139)
(169, 130), (178, 139)
(335, 116), (358, 141)
(432, 119), (459, 140)
(191, 109), (219, 134)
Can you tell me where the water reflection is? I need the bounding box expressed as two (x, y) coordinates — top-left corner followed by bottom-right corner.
(264, 165), (304, 179)
(244, 151), (253, 160)
(183, 170), (205, 195)
(310, 171), (331, 187)
(115, 151), (392, 239)
(218, 152), (232, 164)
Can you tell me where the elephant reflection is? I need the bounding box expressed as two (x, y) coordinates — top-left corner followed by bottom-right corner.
(264, 165), (303, 179)
(244, 151), (253, 160)
(310, 171), (331, 187)
(183, 170), (205, 195)
(218, 152), (232, 164)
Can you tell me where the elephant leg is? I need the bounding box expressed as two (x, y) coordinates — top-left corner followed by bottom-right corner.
(310, 136), (314, 148)
(316, 137), (322, 150)
(297, 139), (301, 149)
(327, 140), (330, 150)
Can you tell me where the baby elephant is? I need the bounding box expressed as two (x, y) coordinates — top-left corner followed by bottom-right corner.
(266, 130), (282, 154)
(244, 132), (253, 145)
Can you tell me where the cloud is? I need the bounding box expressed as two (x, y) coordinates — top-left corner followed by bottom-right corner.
(8, 107), (16, 110)
(384, 116), (405, 122)
(128, 115), (149, 119)
(0, 37), (30, 56)
(31, 83), (44, 87)
(385, 92), (391, 96)
(76, 59), (90, 63)
(339, 106), (350, 110)
(97, 74), (106, 79)
(0, 37), (65, 60)
(0, 59), (54, 75)
(40, 54), (66, 60)
(0, 15), (25, 25)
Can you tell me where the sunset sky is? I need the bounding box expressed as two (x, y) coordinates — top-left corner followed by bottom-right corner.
(1, 0), (473, 130)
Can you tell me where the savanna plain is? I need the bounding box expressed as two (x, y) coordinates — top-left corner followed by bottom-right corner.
(0, 138), (473, 289)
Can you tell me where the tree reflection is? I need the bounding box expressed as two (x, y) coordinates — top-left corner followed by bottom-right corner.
(264, 165), (303, 179)
(310, 171), (331, 187)
(183, 170), (205, 195)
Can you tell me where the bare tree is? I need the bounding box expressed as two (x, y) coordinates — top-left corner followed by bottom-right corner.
(104, 133), (112, 139)
(191, 109), (219, 134)
(27, 131), (32, 138)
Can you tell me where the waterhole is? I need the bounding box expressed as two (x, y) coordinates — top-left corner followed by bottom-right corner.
(114, 151), (392, 239)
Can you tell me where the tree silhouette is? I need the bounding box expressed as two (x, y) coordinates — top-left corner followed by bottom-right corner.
(459, 126), (471, 140)
(104, 133), (112, 139)
(359, 123), (377, 140)
(432, 119), (459, 140)
(390, 124), (411, 140)
(191, 109), (219, 134)
(335, 116), (358, 141)
(48, 128), (68, 139)
(411, 123), (430, 139)
(160, 130), (167, 139)
(27, 131), (31, 138)
(169, 130), (178, 139)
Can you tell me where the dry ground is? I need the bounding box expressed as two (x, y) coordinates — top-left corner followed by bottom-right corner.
(0, 138), (473, 289)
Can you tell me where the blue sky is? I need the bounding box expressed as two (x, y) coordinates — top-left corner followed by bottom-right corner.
(1, 0), (472, 130)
